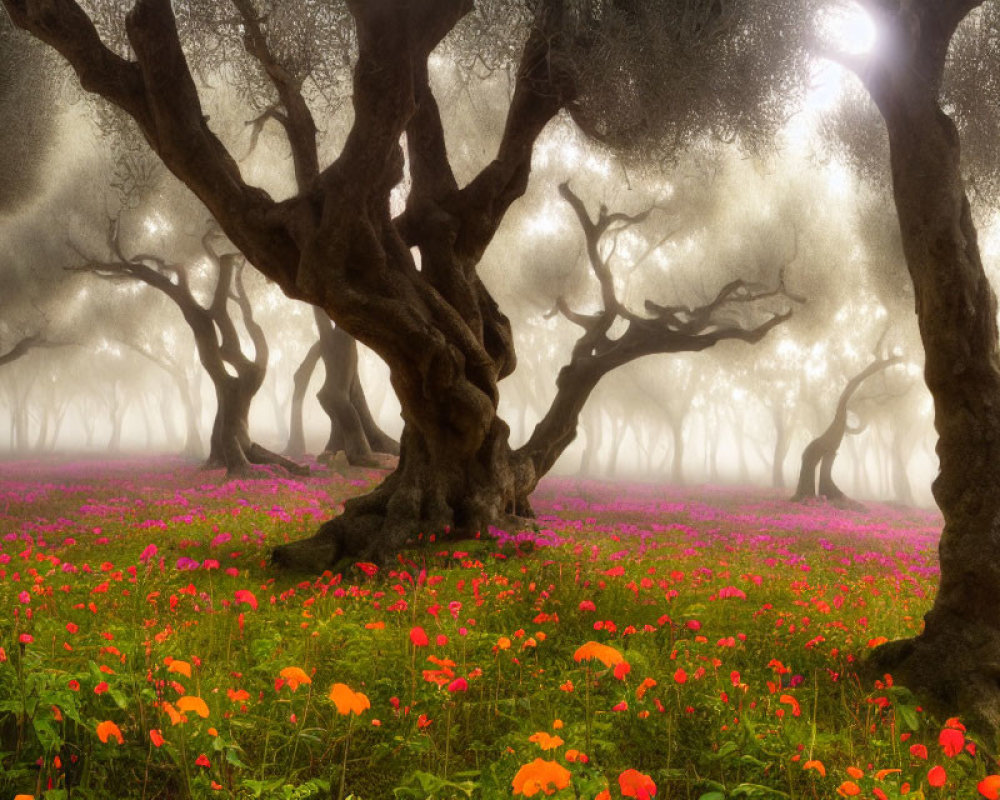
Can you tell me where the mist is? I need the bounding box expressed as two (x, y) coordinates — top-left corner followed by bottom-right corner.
(0, 25), (947, 508)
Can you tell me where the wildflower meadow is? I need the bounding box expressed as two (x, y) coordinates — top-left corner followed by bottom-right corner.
(1, 457), (997, 799)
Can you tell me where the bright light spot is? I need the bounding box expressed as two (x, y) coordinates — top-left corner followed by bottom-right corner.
(818, 3), (877, 56)
(143, 212), (170, 237)
(524, 201), (564, 237)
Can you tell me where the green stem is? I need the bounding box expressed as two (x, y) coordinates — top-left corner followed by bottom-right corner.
(337, 714), (354, 800)
(584, 664), (592, 759)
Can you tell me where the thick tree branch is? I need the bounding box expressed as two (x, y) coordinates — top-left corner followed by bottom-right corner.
(0, 334), (45, 367)
(518, 186), (799, 479)
(231, 0), (320, 186)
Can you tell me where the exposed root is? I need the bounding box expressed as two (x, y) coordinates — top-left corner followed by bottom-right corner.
(866, 622), (1000, 741)
(246, 442), (311, 476)
(203, 440), (310, 478)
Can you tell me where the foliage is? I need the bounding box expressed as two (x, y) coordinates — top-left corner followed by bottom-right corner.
(0, 458), (995, 798)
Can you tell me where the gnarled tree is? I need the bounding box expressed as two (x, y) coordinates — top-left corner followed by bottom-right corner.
(2, 0), (813, 569)
(817, 0), (1000, 732)
(791, 353), (901, 505)
(70, 219), (307, 477)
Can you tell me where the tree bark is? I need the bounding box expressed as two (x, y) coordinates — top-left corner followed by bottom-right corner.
(791, 355), (900, 504)
(313, 308), (399, 465)
(830, 0), (1000, 734)
(285, 340), (322, 457)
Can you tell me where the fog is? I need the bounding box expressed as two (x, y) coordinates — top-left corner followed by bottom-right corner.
(0, 12), (964, 508)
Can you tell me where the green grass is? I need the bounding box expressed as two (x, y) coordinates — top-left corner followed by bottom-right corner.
(0, 457), (993, 799)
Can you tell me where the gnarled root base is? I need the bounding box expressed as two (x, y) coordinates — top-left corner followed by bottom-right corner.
(273, 425), (536, 573)
(205, 438), (311, 479)
(271, 474), (532, 573)
(866, 619), (1000, 739)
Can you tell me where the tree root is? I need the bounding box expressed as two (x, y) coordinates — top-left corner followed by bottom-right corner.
(866, 623), (1000, 741)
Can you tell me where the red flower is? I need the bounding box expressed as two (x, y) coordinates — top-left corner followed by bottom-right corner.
(234, 589), (258, 610)
(194, 754), (211, 768)
(613, 661), (631, 681)
(94, 681), (109, 695)
(410, 626), (429, 647)
(619, 768), (657, 799)
(939, 727), (964, 757)
(150, 729), (165, 747)
(927, 765), (947, 788)
(909, 743), (928, 760)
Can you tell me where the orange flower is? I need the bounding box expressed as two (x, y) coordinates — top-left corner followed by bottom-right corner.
(636, 677), (657, 700)
(176, 696), (210, 718)
(846, 766), (864, 779)
(595, 792), (611, 800)
(150, 729), (165, 747)
(837, 781), (861, 797)
(511, 758), (572, 796)
(96, 720), (124, 745)
(875, 768), (901, 781)
(166, 659), (192, 678)
(227, 688), (250, 703)
(160, 702), (184, 726)
(328, 683), (371, 716)
(528, 731), (565, 751)
(619, 768), (657, 799)
(573, 641), (624, 668)
(779, 694), (801, 717)
(14, 795), (34, 800)
(279, 666), (312, 691)
(803, 760), (826, 777)
(497, 636), (512, 650)
(978, 775), (1000, 799)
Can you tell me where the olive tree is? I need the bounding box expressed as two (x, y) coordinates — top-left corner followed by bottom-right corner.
(1, 0), (814, 570)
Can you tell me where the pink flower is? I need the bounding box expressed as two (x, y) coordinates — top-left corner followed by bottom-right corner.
(447, 678), (468, 693)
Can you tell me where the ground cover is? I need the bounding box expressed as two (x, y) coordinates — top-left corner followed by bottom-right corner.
(0, 457), (995, 799)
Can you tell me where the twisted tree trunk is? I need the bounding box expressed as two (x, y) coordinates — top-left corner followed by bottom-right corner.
(791, 355), (900, 504)
(314, 309), (399, 465)
(831, 0), (1000, 734)
(285, 341), (322, 457)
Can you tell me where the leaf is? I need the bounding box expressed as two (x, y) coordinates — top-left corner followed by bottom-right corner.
(897, 704), (920, 731)
(698, 793), (727, 800)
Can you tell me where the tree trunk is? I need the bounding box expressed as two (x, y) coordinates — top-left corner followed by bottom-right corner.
(791, 356), (898, 503)
(856, 1), (1000, 734)
(314, 309), (399, 465)
(669, 417), (685, 485)
(771, 407), (790, 489)
(285, 340), (322, 457)
(890, 426), (915, 506)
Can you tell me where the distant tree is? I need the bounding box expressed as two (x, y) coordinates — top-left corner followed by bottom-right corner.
(790, 353), (901, 506)
(3, 0), (814, 570)
(70, 218), (307, 477)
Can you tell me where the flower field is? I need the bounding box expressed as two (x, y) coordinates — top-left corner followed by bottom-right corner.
(1, 457), (997, 799)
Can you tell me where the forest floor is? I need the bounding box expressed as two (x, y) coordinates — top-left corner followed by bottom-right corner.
(1, 456), (994, 800)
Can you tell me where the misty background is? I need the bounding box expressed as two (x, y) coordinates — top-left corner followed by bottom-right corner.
(5, 5), (989, 508)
